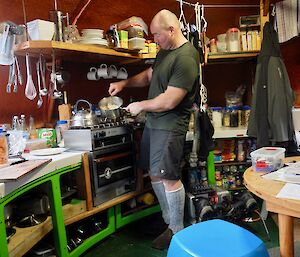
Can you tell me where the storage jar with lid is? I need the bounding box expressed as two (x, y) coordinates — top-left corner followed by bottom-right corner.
(210, 38), (217, 53)
(210, 107), (222, 128)
(56, 120), (69, 145)
(226, 28), (240, 52)
(128, 37), (145, 50)
(229, 106), (239, 127)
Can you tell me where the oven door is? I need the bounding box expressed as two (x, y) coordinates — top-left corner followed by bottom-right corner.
(92, 150), (135, 188)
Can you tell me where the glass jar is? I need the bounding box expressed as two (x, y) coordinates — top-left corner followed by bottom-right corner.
(229, 106), (239, 127)
(226, 28), (241, 52)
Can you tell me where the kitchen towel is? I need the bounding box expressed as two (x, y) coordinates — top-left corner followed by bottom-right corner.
(275, 0), (299, 43)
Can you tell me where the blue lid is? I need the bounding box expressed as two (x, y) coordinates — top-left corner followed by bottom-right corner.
(0, 128), (3, 133)
(210, 107), (223, 111)
(243, 105), (251, 110)
(57, 120), (68, 125)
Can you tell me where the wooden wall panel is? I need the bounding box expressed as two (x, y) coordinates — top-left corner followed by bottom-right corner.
(0, 0), (298, 126)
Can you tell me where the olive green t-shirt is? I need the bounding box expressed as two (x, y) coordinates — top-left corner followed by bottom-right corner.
(146, 42), (199, 134)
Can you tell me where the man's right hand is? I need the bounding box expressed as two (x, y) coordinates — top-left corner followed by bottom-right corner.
(108, 81), (125, 96)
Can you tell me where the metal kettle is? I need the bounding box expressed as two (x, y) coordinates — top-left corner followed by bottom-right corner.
(71, 99), (98, 127)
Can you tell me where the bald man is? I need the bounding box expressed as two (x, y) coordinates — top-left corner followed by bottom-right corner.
(109, 9), (199, 250)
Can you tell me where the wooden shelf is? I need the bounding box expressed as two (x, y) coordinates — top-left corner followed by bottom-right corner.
(208, 51), (259, 64)
(8, 216), (52, 257)
(64, 191), (142, 225)
(214, 161), (251, 167)
(14, 41), (155, 64)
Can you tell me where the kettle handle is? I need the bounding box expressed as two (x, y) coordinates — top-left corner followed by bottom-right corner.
(74, 99), (92, 113)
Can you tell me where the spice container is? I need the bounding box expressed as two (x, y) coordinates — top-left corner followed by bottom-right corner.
(210, 38), (217, 53)
(222, 107), (230, 127)
(210, 107), (222, 128)
(243, 105), (251, 127)
(229, 106), (239, 127)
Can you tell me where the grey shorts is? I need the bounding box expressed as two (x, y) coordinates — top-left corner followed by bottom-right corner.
(139, 126), (186, 180)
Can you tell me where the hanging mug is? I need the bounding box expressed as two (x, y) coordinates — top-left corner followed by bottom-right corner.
(117, 67), (128, 80)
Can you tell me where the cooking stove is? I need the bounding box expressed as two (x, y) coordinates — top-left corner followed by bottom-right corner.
(64, 117), (137, 206)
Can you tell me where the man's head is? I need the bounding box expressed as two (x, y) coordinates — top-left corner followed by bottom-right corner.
(150, 9), (185, 50)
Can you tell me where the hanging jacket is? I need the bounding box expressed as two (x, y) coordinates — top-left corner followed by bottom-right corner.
(247, 22), (296, 148)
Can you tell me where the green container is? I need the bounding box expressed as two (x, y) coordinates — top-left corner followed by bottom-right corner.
(37, 128), (57, 147)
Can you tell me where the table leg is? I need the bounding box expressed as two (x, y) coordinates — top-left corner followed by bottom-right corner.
(278, 214), (294, 257)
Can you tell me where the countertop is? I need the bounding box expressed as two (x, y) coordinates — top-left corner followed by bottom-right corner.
(0, 150), (85, 199)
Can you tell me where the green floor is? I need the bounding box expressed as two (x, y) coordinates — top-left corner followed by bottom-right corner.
(81, 212), (279, 257)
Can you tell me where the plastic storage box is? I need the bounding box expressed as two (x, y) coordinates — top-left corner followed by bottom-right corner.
(27, 19), (55, 40)
(250, 147), (286, 172)
(128, 37), (145, 50)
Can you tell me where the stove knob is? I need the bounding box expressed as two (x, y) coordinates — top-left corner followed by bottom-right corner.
(98, 131), (106, 137)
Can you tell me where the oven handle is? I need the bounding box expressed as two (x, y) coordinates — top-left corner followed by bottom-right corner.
(99, 165), (133, 178)
(93, 151), (131, 163)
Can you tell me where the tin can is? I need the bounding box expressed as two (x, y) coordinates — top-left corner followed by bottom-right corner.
(38, 128), (57, 147)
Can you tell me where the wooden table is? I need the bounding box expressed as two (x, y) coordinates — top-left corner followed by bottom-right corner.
(244, 157), (300, 257)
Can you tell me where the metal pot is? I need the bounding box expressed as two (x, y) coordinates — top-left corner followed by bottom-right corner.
(71, 99), (99, 127)
(98, 96), (123, 119)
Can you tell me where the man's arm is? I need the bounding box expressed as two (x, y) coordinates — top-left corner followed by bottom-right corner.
(109, 67), (152, 95)
(126, 86), (187, 115)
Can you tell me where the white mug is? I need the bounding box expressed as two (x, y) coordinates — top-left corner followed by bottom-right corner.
(117, 67), (128, 80)
(87, 67), (99, 80)
(108, 65), (118, 78)
(97, 64), (108, 78)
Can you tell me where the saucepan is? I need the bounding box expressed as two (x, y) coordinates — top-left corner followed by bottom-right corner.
(98, 96), (125, 119)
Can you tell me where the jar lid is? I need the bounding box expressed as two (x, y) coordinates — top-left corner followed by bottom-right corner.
(210, 106), (222, 111)
(243, 105), (251, 110)
(227, 28), (239, 33)
(57, 120), (68, 125)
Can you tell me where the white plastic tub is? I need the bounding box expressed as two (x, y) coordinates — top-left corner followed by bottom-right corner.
(128, 37), (145, 50)
(27, 19), (55, 40)
(250, 147), (286, 172)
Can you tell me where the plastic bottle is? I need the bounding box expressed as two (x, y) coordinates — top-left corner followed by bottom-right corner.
(0, 128), (8, 164)
(19, 114), (26, 131)
(12, 115), (19, 130)
(29, 115), (38, 139)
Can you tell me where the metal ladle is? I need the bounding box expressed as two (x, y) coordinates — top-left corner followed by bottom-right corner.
(39, 54), (48, 96)
(36, 61), (43, 108)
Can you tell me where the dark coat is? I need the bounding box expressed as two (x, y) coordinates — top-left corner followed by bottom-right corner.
(247, 22), (296, 148)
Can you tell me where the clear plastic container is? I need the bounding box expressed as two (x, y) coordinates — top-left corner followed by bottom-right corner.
(226, 28), (240, 52)
(116, 16), (148, 35)
(250, 147), (286, 172)
(128, 37), (145, 50)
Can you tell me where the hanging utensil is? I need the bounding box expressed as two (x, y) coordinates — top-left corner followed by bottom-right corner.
(15, 56), (23, 86)
(36, 61), (43, 108)
(6, 64), (13, 93)
(12, 59), (17, 93)
(25, 53), (37, 100)
(39, 54), (48, 96)
(50, 51), (62, 99)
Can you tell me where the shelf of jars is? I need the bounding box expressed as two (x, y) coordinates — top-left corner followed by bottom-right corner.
(207, 50), (259, 64)
(13, 41), (156, 64)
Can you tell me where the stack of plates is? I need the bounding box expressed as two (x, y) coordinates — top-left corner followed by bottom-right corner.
(76, 28), (108, 47)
